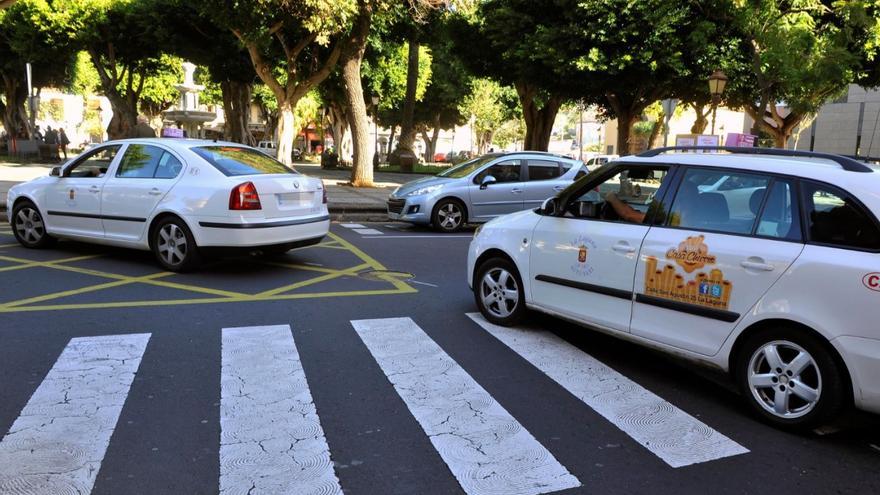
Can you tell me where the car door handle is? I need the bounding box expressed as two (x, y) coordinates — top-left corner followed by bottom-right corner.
(511, 188), (523, 194)
(88, 185), (100, 193)
(148, 188), (163, 196)
(553, 186), (565, 192)
(612, 242), (636, 254)
(741, 260), (774, 271)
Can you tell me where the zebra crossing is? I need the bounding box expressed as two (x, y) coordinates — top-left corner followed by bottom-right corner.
(0, 316), (749, 495)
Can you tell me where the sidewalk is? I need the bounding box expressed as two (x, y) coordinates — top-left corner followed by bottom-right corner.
(0, 160), (429, 222)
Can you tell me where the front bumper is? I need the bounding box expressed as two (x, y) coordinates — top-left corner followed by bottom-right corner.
(833, 335), (880, 414)
(387, 196), (431, 224)
(190, 214), (330, 247)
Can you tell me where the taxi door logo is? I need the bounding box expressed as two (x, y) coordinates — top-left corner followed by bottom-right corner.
(645, 235), (732, 310)
(863, 272), (880, 292)
(67, 188), (76, 205)
(569, 235), (596, 277)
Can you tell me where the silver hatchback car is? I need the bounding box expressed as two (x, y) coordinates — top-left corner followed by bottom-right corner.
(387, 152), (585, 232)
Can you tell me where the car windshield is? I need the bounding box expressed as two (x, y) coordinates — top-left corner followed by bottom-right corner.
(437, 156), (496, 178)
(193, 146), (295, 176)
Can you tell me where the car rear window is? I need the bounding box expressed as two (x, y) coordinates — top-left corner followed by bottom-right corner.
(193, 146), (295, 176)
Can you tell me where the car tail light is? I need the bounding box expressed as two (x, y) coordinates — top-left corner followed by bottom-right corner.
(229, 181), (262, 210)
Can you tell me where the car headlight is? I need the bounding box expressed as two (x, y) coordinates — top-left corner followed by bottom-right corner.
(405, 184), (442, 197)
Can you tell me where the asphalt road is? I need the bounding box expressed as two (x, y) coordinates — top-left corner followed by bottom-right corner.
(0, 222), (878, 495)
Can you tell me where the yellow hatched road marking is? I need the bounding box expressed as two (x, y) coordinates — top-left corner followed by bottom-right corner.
(256, 262), (370, 297)
(0, 272), (174, 309)
(0, 254), (104, 273)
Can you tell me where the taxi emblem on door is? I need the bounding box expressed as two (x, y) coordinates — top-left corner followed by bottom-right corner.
(69, 189), (75, 200)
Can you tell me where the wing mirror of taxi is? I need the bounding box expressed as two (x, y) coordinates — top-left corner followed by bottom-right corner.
(541, 197), (558, 216)
(50, 166), (61, 177)
(479, 175), (497, 190)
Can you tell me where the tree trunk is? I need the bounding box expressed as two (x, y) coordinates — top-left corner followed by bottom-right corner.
(690, 103), (709, 134)
(340, 3), (374, 186)
(422, 117), (441, 161)
(387, 125), (397, 154)
(397, 38), (420, 153)
(648, 113), (664, 149)
(106, 94), (138, 140)
(1, 75), (30, 140)
(221, 80), (254, 145)
(615, 108), (637, 156)
(516, 82), (561, 151)
(276, 103), (296, 165)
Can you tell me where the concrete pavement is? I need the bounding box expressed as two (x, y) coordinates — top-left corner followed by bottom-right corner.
(0, 159), (430, 222)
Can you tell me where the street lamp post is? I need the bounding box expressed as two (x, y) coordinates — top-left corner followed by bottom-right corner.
(660, 98), (679, 147)
(578, 100), (585, 161)
(708, 69), (728, 136)
(371, 95), (380, 168)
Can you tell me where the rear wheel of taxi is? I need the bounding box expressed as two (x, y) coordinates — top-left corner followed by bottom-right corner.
(152, 217), (200, 272)
(11, 201), (56, 248)
(474, 257), (526, 326)
(736, 328), (846, 430)
(432, 199), (466, 233)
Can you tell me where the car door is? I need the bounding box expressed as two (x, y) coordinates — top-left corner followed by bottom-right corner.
(630, 167), (805, 356)
(101, 143), (185, 241)
(522, 159), (568, 210)
(529, 163), (673, 332)
(45, 144), (123, 237)
(467, 159), (525, 220)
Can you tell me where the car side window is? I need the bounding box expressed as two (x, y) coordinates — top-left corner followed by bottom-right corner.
(755, 179), (801, 241)
(801, 181), (880, 250)
(564, 165), (668, 224)
(154, 152), (184, 179)
(116, 144), (165, 178)
(474, 160), (522, 184)
(527, 160), (561, 181)
(65, 145), (121, 178)
(668, 169), (770, 235)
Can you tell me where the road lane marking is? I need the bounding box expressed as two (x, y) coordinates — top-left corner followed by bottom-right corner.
(221, 325), (342, 495)
(0, 333), (150, 494)
(467, 313), (749, 468)
(351, 228), (384, 236)
(351, 317), (580, 495)
(360, 235), (473, 239)
(339, 223), (365, 229)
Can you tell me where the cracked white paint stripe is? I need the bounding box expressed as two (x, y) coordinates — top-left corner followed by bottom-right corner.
(352, 317), (580, 495)
(0, 333), (151, 494)
(220, 325), (342, 495)
(467, 313), (749, 468)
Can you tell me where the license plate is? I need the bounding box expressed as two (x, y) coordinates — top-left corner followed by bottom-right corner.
(277, 192), (313, 206)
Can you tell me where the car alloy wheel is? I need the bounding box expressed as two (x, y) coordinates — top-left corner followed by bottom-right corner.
(14, 206), (46, 245)
(435, 201), (463, 232)
(480, 267), (520, 319)
(157, 223), (189, 267)
(747, 340), (822, 420)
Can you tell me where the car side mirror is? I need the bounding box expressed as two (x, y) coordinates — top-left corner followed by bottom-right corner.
(541, 197), (558, 216)
(50, 166), (61, 177)
(575, 200), (599, 218)
(479, 175), (497, 190)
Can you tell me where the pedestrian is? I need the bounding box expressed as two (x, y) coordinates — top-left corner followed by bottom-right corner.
(44, 126), (59, 161)
(33, 125), (44, 141)
(133, 115), (156, 138)
(59, 128), (70, 160)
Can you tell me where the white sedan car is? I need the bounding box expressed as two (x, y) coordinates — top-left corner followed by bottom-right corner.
(6, 138), (329, 271)
(469, 147), (880, 429)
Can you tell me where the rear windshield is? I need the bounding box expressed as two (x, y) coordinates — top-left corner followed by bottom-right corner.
(193, 146), (295, 176)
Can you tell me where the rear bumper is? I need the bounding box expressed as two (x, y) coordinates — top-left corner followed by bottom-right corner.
(833, 335), (880, 415)
(190, 214), (330, 247)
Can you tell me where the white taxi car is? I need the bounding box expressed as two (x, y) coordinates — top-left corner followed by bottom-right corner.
(6, 138), (329, 271)
(468, 147), (880, 429)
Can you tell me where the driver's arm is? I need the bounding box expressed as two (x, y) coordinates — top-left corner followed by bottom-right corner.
(605, 192), (646, 223)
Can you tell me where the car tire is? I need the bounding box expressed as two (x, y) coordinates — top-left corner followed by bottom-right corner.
(432, 199), (466, 233)
(152, 216), (200, 272)
(735, 326), (847, 430)
(474, 257), (527, 326)
(11, 201), (56, 249)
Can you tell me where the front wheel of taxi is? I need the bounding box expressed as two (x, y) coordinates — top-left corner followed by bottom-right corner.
(152, 217), (201, 272)
(474, 257), (526, 326)
(735, 328), (847, 430)
(11, 201), (56, 249)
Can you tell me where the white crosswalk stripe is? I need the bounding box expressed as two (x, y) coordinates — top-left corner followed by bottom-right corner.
(220, 325), (342, 495)
(351, 317), (581, 495)
(467, 313), (749, 467)
(0, 333), (150, 495)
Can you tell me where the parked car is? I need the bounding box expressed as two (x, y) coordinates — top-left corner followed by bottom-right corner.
(256, 140), (303, 161)
(7, 138), (329, 271)
(468, 147), (880, 429)
(585, 154), (620, 169)
(388, 152), (585, 232)
(434, 152), (447, 163)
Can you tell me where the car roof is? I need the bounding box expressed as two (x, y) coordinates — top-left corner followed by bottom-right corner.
(99, 137), (247, 151)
